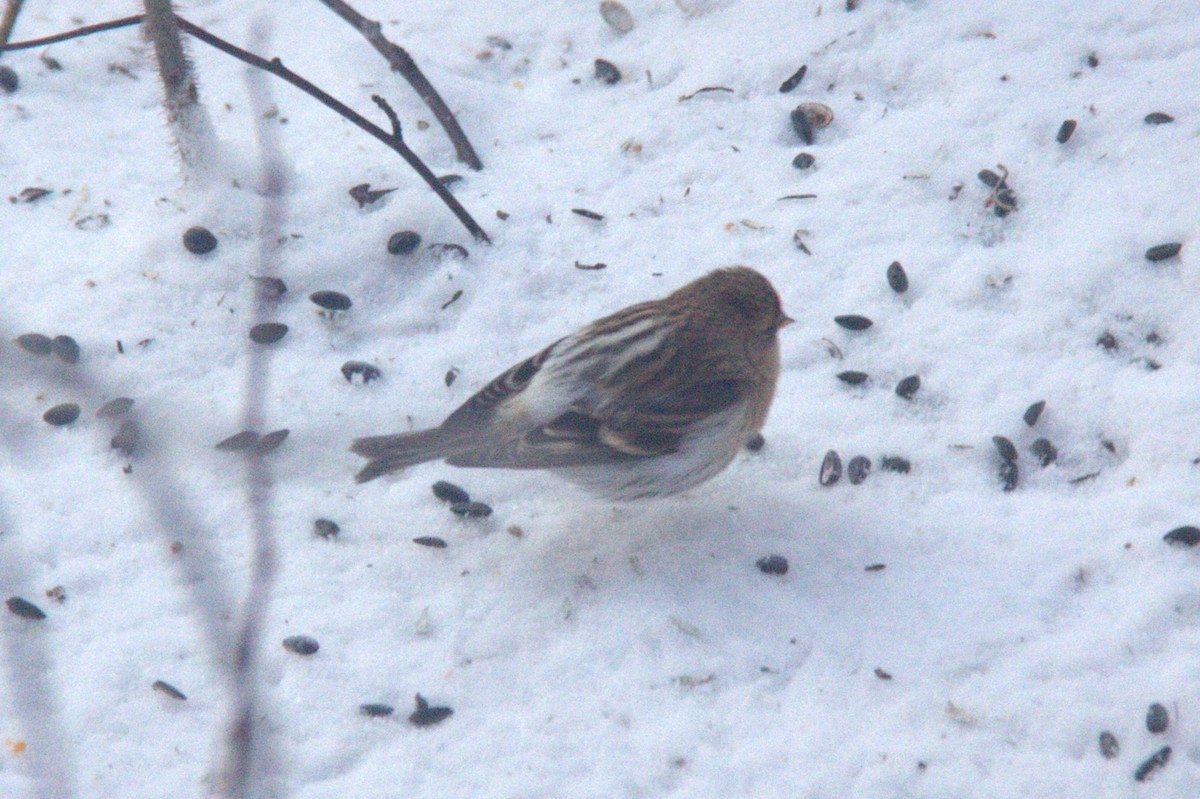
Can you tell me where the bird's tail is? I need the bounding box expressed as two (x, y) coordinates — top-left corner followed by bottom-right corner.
(350, 428), (460, 483)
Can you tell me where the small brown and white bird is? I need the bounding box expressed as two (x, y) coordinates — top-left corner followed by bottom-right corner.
(351, 266), (790, 500)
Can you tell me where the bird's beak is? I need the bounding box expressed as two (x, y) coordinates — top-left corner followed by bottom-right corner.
(779, 314), (795, 328)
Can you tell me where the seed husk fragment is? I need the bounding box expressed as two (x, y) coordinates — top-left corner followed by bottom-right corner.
(313, 518), (340, 539)
(880, 456), (911, 473)
(834, 314), (873, 331)
(847, 456), (871, 485)
(1056, 119), (1077, 143)
(15, 333), (53, 355)
(216, 431), (260, 452)
(779, 64), (807, 93)
(111, 421), (139, 455)
(249, 323), (288, 344)
(409, 694), (453, 727)
(792, 152), (815, 169)
(432, 481), (471, 504)
(819, 450), (842, 486)
(1163, 526), (1200, 547)
(1030, 438), (1058, 467)
(895, 375), (921, 400)
(43, 403), (80, 426)
(1133, 746), (1171, 782)
(6, 597), (46, 620)
(756, 555), (789, 575)
(360, 703), (394, 718)
(413, 536), (448, 549)
(282, 635), (320, 656)
(152, 680), (187, 700)
(341, 361), (382, 384)
(309, 291), (352, 311)
(594, 58), (621, 85)
(1023, 400), (1046, 426)
(1145, 243), (1181, 262)
(999, 460), (1019, 492)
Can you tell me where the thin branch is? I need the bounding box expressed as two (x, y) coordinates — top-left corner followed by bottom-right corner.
(0, 0), (25, 56)
(2, 15), (490, 242)
(0, 14), (141, 51)
(313, 0), (483, 170)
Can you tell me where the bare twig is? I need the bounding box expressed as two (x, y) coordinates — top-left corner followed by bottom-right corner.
(0, 14), (141, 50)
(314, 0), (483, 170)
(142, 0), (219, 184)
(1, 15), (490, 242)
(213, 23), (286, 799)
(0, 0), (25, 56)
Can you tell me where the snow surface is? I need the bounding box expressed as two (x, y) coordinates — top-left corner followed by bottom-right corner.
(2, 0), (1200, 796)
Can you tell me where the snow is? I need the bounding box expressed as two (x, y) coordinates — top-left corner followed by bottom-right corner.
(2, 0), (1199, 796)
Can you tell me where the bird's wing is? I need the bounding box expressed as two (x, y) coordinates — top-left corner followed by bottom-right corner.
(445, 377), (747, 470)
(439, 339), (562, 433)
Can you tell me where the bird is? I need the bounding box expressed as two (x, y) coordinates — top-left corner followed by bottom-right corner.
(351, 266), (791, 500)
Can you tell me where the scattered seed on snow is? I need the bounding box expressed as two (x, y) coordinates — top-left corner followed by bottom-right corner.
(450, 501), (492, 518)
(6, 597), (46, 620)
(182, 226), (218, 254)
(999, 459), (1019, 492)
(409, 694), (453, 727)
(895, 375), (921, 400)
(349, 184), (396, 208)
(432, 481), (471, 504)
(15, 333), (53, 355)
(313, 518), (340, 539)
(1143, 112), (1174, 125)
(847, 456), (871, 485)
(252, 276), (287, 300)
(992, 436), (1018, 463)
(887, 261), (908, 293)
(249, 322), (288, 344)
(837, 370), (870, 386)
(1144, 243), (1182, 262)
(1163, 526), (1200, 547)
(1096, 331), (1118, 351)
(977, 169), (1003, 188)
(1031, 438), (1058, 467)
(756, 555), (789, 575)
(835, 314), (873, 331)
(360, 703), (395, 718)
(865, 563), (886, 572)
(309, 290), (352, 311)
(599, 0), (634, 33)
(50, 335), (79, 364)
(152, 680), (187, 701)
(1055, 119), (1077, 143)
(571, 208), (605, 220)
(282, 635), (320, 656)
(874, 667), (893, 680)
(413, 536), (448, 549)
(1133, 746), (1171, 782)
(792, 152), (815, 169)
(43, 403), (80, 426)
(745, 433), (766, 452)
(819, 450), (842, 486)
(1023, 400), (1046, 426)
(97, 397), (134, 418)
(1099, 731), (1120, 759)
(880, 456), (911, 473)
(256, 429), (289, 454)
(216, 430), (260, 451)
(0, 65), (18, 94)
(1146, 703), (1169, 734)
(387, 230), (422, 255)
